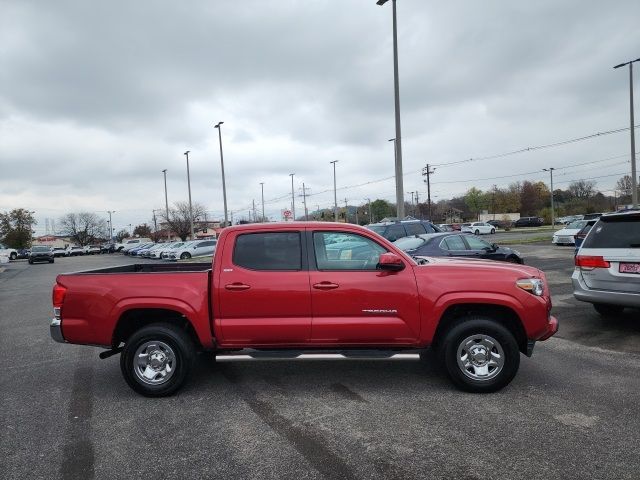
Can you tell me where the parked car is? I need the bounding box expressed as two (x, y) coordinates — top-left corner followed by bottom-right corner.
(552, 220), (589, 246)
(141, 244), (167, 258)
(84, 245), (101, 255)
(437, 224), (455, 232)
(0, 243), (18, 261)
(132, 243), (157, 257)
(487, 220), (510, 229)
(394, 233), (523, 264)
(513, 217), (544, 228)
(167, 239), (217, 260)
(50, 222), (557, 396)
(582, 213), (603, 220)
(573, 220), (598, 255)
(573, 211), (640, 316)
(125, 242), (155, 256)
(160, 241), (189, 259)
(461, 222), (496, 235)
(148, 243), (178, 259)
(52, 247), (67, 258)
(121, 238), (153, 253)
(101, 243), (116, 254)
(29, 245), (54, 264)
(366, 220), (441, 242)
(65, 245), (84, 256)
(16, 248), (30, 259)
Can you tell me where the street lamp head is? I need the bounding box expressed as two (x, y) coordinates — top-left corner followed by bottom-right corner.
(388, 138), (395, 142)
(214, 121), (224, 128)
(184, 150), (190, 156)
(614, 62), (628, 69)
(162, 169), (167, 173)
(376, 0), (389, 5)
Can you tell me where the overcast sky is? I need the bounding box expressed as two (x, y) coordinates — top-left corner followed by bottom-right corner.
(1, 0), (639, 234)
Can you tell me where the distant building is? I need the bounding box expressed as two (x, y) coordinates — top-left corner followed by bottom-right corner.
(33, 235), (72, 248)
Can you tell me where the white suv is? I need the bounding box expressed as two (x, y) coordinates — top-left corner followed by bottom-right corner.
(461, 222), (495, 235)
(167, 239), (217, 261)
(0, 243), (18, 261)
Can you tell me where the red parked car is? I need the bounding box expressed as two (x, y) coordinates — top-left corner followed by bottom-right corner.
(50, 222), (557, 396)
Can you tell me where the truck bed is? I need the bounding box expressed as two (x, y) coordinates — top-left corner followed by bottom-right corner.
(66, 262), (212, 275)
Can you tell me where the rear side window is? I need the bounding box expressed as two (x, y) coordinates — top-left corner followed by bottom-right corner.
(423, 223), (437, 233)
(405, 223), (426, 236)
(384, 225), (406, 242)
(582, 217), (640, 248)
(233, 232), (302, 270)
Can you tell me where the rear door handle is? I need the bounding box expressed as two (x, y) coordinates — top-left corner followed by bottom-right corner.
(225, 283), (251, 291)
(313, 282), (339, 290)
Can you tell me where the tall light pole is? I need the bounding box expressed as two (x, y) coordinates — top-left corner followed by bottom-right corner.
(162, 169), (170, 241)
(614, 58), (640, 208)
(289, 173), (296, 220)
(330, 160), (339, 221)
(260, 182), (265, 222)
(214, 122), (229, 226)
(377, 0), (405, 219)
(543, 168), (555, 227)
(107, 210), (115, 240)
(184, 150), (195, 240)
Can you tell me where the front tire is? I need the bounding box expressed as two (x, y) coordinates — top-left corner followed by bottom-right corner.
(474, 229), (480, 235)
(120, 323), (195, 397)
(593, 303), (624, 317)
(10, 252), (17, 260)
(440, 317), (520, 393)
(180, 252), (191, 260)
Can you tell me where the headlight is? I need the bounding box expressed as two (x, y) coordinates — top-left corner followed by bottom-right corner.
(516, 278), (544, 296)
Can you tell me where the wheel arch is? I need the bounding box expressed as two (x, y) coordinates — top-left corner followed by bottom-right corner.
(432, 303), (528, 355)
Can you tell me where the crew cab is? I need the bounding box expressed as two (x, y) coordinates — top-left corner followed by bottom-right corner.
(50, 222), (558, 397)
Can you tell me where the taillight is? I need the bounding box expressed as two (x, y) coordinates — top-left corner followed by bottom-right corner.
(575, 255), (610, 270)
(52, 283), (67, 319)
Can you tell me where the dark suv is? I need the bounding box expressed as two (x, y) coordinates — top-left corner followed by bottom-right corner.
(29, 245), (54, 264)
(365, 220), (441, 242)
(514, 217), (544, 228)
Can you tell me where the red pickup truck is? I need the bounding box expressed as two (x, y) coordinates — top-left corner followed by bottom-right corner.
(50, 222), (557, 396)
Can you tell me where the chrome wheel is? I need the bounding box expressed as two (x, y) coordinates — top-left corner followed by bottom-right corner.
(133, 341), (176, 385)
(456, 334), (504, 381)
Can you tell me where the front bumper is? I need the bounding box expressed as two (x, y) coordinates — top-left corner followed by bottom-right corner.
(538, 315), (559, 341)
(50, 318), (66, 343)
(572, 269), (640, 308)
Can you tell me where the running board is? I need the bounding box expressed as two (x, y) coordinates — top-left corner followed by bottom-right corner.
(216, 348), (426, 360)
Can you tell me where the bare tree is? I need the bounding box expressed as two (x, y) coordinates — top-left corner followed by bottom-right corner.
(59, 212), (107, 246)
(161, 202), (206, 241)
(616, 175), (632, 197)
(568, 180), (596, 199)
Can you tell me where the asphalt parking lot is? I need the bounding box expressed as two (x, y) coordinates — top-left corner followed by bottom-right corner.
(1, 247), (639, 480)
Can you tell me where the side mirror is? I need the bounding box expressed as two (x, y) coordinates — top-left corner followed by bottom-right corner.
(377, 252), (405, 272)
(491, 243), (499, 251)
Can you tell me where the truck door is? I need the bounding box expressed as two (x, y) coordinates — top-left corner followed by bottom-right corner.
(215, 230), (312, 345)
(308, 230), (420, 345)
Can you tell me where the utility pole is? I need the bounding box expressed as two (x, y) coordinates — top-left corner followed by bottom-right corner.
(422, 164), (435, 220)
(260, 182), (265, 222)
(252, 199), (256, 223)
(183, 150), (194, 240)
(414, 191), (420, 219)
(543, 168), (555, 227)
(330, 160), (339, 221)
(300, 183), (309, 220)
(406, 191), (414, 217)
(214, 122), (229, 226)
(289, 173), (296, 220)
(107, 211), (115, 240)
(614, 58), (640, 208)
(152, 210), (158, 238)
(344, 198), (349, 223)
(162, 169), (170, 240)
(367, 198), (373, 223)
(230, 211), (234, 225)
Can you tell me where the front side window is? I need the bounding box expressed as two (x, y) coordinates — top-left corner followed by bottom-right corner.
(233, 232), (302, 270)
(314, 232), (386, 271)
(464, 236), (491, 250)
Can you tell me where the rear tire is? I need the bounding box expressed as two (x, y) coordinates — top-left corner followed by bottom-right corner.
(120, 323), (195, 397)
(50, 259), (54, 263)
(439, 317), (520, 393)
(490, 228), (495, 234)
(593, 303), (624, 317)
(474, 230), (480, 235)
(10, 252), (17, 260)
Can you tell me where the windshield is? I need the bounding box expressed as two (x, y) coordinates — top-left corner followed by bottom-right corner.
(567, 220), (587, 229)
(366, 225), (386, 235)
(32, 246), (50, 252)
(393, 236), (427, 251)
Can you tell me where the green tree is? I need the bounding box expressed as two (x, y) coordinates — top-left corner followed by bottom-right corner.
(0, 208), (36, 249)
(464, 187), (485, 218)
(116, 230), (130, 242)
(369, 199), (395, 222)
(133, 224), (152, 238)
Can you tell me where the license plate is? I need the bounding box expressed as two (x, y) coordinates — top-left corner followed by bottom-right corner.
(619, 262), (640, 274)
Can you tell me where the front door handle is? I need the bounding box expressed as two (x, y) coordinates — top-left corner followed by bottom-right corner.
(225, 283), (251, 291)
(313, 282), (339, 290)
